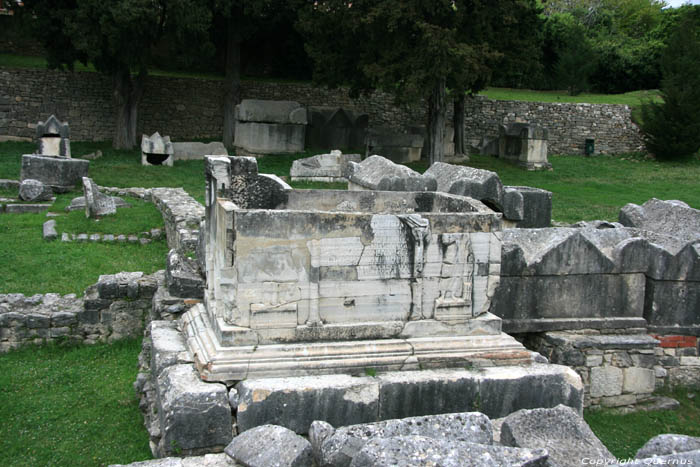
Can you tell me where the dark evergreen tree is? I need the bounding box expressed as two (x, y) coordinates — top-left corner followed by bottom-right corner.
(297, 0), (540, 164)
(640, 14), (700, 160)
(18, 0), (211, 149)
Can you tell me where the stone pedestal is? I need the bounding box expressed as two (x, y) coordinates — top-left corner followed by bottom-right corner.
(498, 123), (550, 170)
(20, 154), (89, 193)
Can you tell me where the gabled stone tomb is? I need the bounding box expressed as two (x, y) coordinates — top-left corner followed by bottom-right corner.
(36, 114), (71, 158)
(183, 156), (534, 382)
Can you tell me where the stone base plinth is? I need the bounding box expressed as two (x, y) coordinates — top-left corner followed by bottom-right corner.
(182, 304), (535, 382)
(20, 154), (89, 192)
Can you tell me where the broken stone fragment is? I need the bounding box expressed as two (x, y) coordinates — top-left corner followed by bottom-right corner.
(83, 177), (116, 218)
(19, 179), (53, 202)
(224, 425), (312, 467)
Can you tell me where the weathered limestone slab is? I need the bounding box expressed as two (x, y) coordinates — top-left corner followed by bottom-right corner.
(165, 250), (205, 299)
(498, 122), (550, 170)
(142, 132), (174, 166)
(502, 186), (552, 228)
(20, 154), (89, 193)
(425, 162), (504, 211)
(365, 129), (424, 163)
(347, 155), (436, 191)
(350, 436), (548, 467)
(155, 364), (231, 457)
(4, 203), (52, 213)
(619, 198), (700, 243)
(306, 106), (368, 150)
(66, 195), (129, 213)
(290, 150), (361, 182)
(150, 320), (192, 378)
(108, 453), (237, 467)
(19, 179), (53, 202)
(500, 404), (613, 467)
(43, 219), (57, 240)
(172, 142), (228, 161)
(224, 425), (311, 467)
(83, 177), (116, 217)
(311, 412), (493, 466)
(635, 434), (700, 459)
(36, 114), (71, 158)
(234, 100), (307, 155)
(590, 366), (623, 397)
(230, 365), (582, 434)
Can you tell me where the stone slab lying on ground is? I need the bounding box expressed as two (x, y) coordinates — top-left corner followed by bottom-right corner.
(425, 162), (504, 211)
(635, 434), (700, 459)
(66, 195), (130, 212)
(310, 412), (493, 467)
(346, 155), (436, 191)
(224, 424), (312, 467)
(500, 404), (613, 467)
(172, 142), (228, 161)
(233, 364), (583, 434)
(4, 203), (52, 214)
(19, 179), (53, 202)
(350, 436), (549, 467)
(0, 179), (20, 190)
(619, 198), (700, 243)
(108, 453), (238, 467)
(290, 150), (361, 182)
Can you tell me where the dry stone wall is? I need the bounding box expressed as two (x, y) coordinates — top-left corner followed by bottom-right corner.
(0, 67), (643, 155)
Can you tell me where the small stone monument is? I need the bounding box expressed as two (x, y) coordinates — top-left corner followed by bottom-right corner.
(141, 132), (174, 166)
(234, 99), (308, 156)
(498, 122), (550, 170)
(36, 114), (71, 158)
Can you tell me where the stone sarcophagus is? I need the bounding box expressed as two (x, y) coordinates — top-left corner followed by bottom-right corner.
(36, 114), (71, 158)
(183, 156), (532, 382)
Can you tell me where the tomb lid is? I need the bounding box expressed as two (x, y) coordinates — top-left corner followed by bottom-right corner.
(141, 132), (174, 155)
(36, 114), (70, 138)
(235, 99), (307, 124)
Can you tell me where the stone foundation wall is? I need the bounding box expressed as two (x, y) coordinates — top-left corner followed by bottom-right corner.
(524, 331), (700, 408)
(0, 67), (643, 155)
(0, 272), (158, 352)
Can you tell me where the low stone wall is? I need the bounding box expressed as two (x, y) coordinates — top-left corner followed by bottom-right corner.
(524, 331), (700, 408)
(0, 67), (643, 155)
(0, 272), (158, 352)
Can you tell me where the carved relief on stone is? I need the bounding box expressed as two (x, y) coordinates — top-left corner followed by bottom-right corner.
(434, 233), (475, 322)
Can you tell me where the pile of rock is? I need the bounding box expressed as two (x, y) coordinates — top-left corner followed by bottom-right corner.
(110, 406), (700, 466)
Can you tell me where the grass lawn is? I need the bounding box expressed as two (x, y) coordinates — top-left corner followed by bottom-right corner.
(3, 141), (700, 295)
(585, 386), (700, 459)
(479, 87), (662, 107)
(0, 339), (151, 467)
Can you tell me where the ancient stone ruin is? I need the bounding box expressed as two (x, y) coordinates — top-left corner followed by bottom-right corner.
(346, 155), (437, 192)
(365, 128), (424, 163)
(20, 154), (89, 193)
(290, 150), (361, 183)
(171, 141), (228, 161)
(141, 132), (174, 166)
(36, 114), (71, 158)
(306, 106), (368, 150)
(234, 99), (308, 156)
(498, 122), (550, 170)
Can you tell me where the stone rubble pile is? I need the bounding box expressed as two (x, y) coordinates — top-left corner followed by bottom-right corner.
(110, 407), (700, 467)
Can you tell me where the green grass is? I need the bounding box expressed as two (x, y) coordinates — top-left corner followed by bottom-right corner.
(0, 339), (151, 467)
(480, 87), (663, 106)
(585, 386), (700, 459)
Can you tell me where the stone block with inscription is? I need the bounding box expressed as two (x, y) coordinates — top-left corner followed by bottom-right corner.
(182, 156), (533, 382)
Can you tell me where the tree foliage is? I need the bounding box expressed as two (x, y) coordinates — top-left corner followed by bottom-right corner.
(18, 0), (211, 149)
(640, 12), (700, 160)
(297, 0), (540, 163)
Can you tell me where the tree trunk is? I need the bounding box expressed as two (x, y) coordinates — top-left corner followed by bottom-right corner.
(223, 9), (243, 150)
(427, 78), (447, 165)
(112, 68), (146, 150)
(453, 94), (466, 157)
